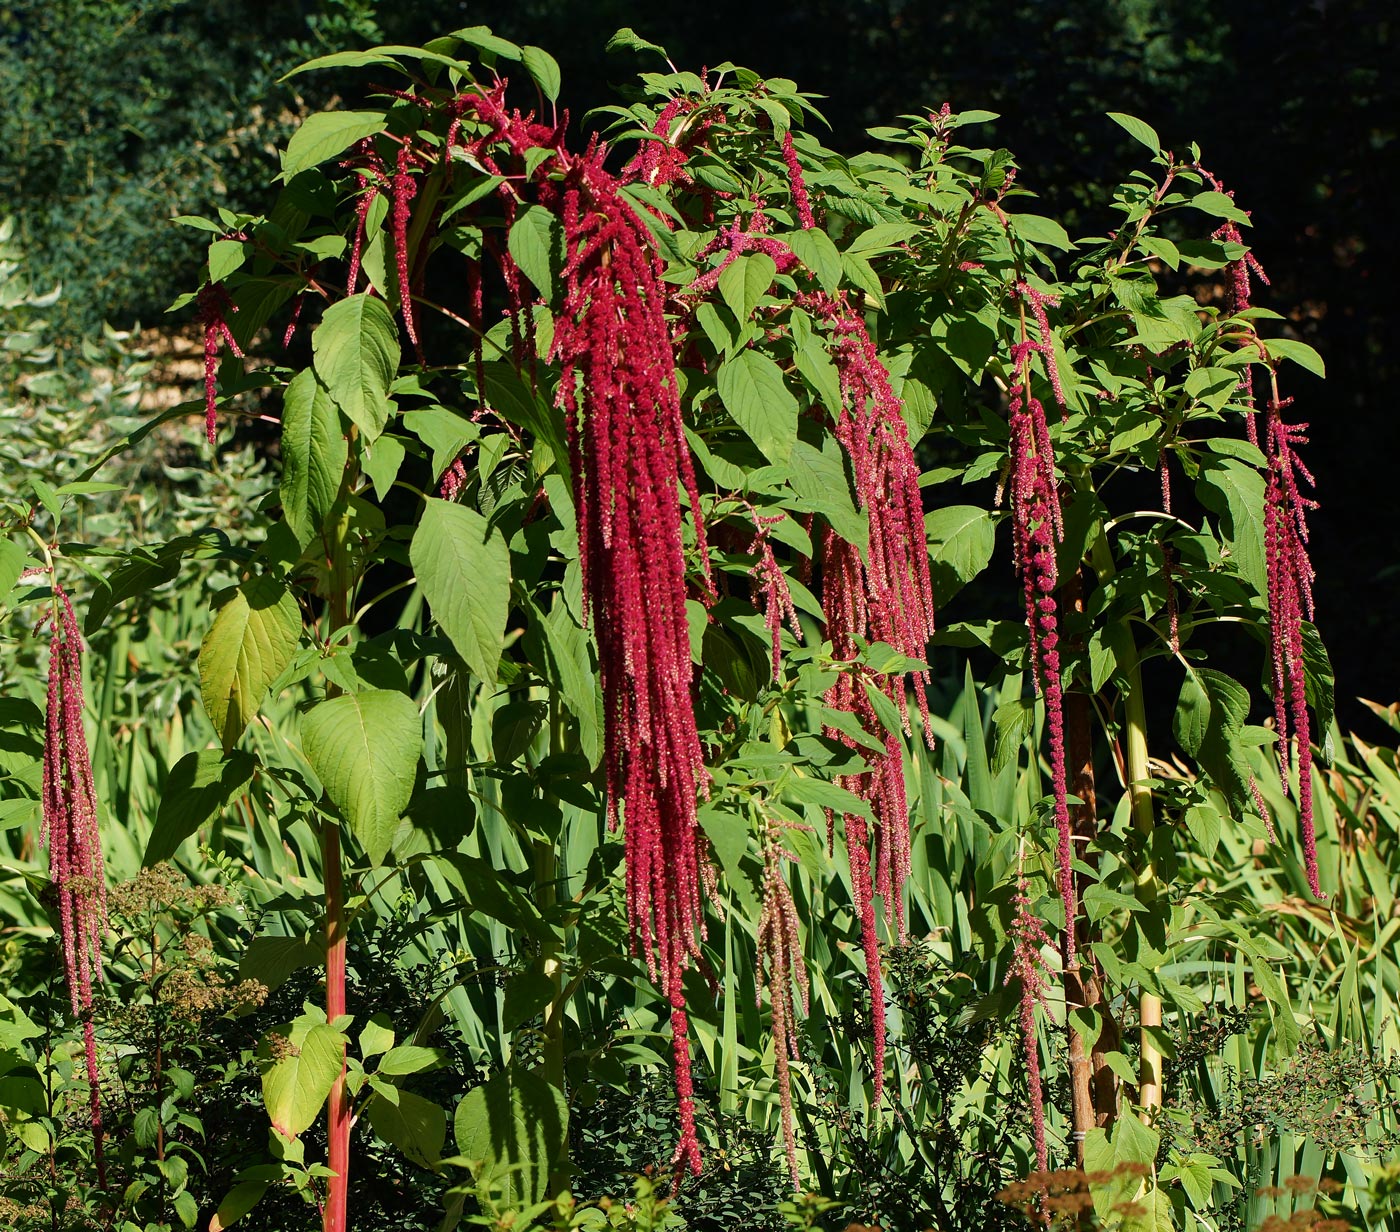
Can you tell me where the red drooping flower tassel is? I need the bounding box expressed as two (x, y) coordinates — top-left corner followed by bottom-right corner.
(796, 290), (936, 1104)
(41, 581), (108, 1185)
(1262, 379), (1322, 896)
(748, 510), (802, 681)
(781, 130), (815, 231)
(1005, 862), (1052, 1172)
(197, 281), (244, 446)
(1197, 168), (1323, 893)
(549, 142), (713, 1179)
(1004, 282), (1075, 962)
(757, 831), (811, 1188)
(392, 142), (425, 359)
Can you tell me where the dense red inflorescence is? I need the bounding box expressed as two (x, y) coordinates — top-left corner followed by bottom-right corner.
(196, 281), (244, 446)
(781, 130), (815, 230)
(544, 131), (714, 1177)
(748, 510), (803, 680)
(1005, 867), (1052, 1172)
(1263, 385), (1322, 895)
(1004, 282), (1076, 961)
(1198, 168), (1322, 894)
(796, 288), (935, 1102)
(41, 581), (108, 1184)
(757, 834), (811, 1188)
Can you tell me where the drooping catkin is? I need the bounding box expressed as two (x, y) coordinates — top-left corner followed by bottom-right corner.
(41, 581), (108, 1184)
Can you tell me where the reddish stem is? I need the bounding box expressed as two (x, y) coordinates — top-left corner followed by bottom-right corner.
(323, 820), (350, 1232)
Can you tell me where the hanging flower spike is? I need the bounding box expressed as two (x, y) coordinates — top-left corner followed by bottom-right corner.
(1263, 383), (1323, 897)
(196, 281), (244, 446)
(392, 141), (424, 360)
(341, 139), (387, 295)
(41, 581), (108, 1186)
(781, 130), (815, 230)
(547, 141), (712, 1180)
(1197, 168), (1322, 895)
(791, 288), (935, 1105)
(1005, 864), (1052, 1173)
(748, 510), (803, 681)
(1005, 283), (1075, 963)
(757, 832), (812, 1189)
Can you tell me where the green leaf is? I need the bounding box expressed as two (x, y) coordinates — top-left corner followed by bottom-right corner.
(302, 690), (421, 866)
(449, 26), (523, 61)
(717, 350), (798, 465)
(210, 1181), (268, 1232)
(506, 205), (562, 299)
(411, 500), (511, 686)
(262, 1023), (345, 1137)
(1107, 112), (1161, 153)
(280, 369), (347, 544)
(199, 578), (302, 751)
(312, 294), (400, 441)
(605, 27), (669, 59)
(1173, 668), (1252, 810)
(367, 1088), (446, 1169)
(377, 1045), (445, 1077)
(719, 253), (776, 322)
(481, 362), (569, 484)
(925, 505), (995, 605)
(1185, 803), (1222, 859)
(239, 935), (321, 993)
(1264, 337), (1326, 378)
(521, 46), (561, 101)
(0, 537), (25, 605)
(208, 239), (247, 283)
(1190, 190), (1251, 225)
(787, 438), (866, 548)
(492, 699), (547, 766)
(1009, 214), (1074, 250)
(453, 1068), (567, 1208)
(282, 111), (387, 179)
(781, 775), (873, 821)
(698, 805), (751, 881)
(795, 335), (842, 416)
(363, 433), (406, 503)
(1196, 457), (1266, 597)
(144, 750), (257, 866)
(502, 964), (556, 1032)
(787, 228), (841, 295)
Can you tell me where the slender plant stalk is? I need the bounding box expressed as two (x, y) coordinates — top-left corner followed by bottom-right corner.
(321, 440), (358, 1232)
(536, 692), (567, 1195)
(1088, 535), (1162, 1117)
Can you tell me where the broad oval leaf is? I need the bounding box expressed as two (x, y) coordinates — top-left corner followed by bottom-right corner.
(199, 578), (302, 752)
(301, 690), (421, 866)
(521, 45), (561, 102)
(925, 505), (996, 605)
(280, 368), (347, 545)
(367, 1088), (446, 1169)
(718, 253), (776, 322)
(262, 1023), (345, 1138)
(506, 205), (561, 299)
(453, 1068), (567, 1208)
(410, 500), (511, 687)
(716, 349), (798, 465)
(282, 110), (387, 180)
(144, 749), (257, 866)
(312, 294), (400, 441)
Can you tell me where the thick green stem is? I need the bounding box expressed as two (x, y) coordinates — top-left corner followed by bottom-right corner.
(535, 693), (567, 1196)
(1090, 536), (1162, 1117)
